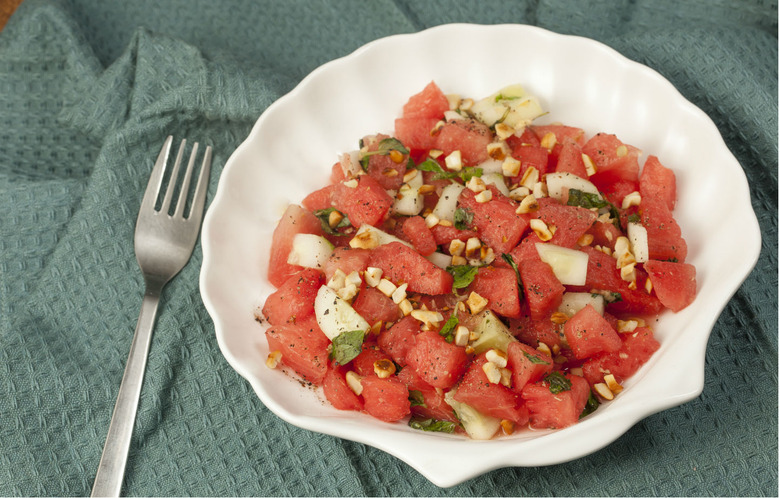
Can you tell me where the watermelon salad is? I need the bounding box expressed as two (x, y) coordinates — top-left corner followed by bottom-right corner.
(255, 81), (697, 439)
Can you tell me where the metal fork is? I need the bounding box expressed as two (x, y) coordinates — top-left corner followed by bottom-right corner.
(91, 136), (212, 497)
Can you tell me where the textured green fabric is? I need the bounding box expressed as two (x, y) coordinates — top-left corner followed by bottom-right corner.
(0, 0), (776, 495)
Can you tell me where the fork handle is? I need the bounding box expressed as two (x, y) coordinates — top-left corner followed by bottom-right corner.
(92, 287), (161, 497)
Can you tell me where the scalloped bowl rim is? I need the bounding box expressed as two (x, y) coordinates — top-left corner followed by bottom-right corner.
(200, 24), (761, 487)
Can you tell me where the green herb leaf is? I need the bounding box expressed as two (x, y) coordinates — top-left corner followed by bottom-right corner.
(453, 207), (474, 231)
(329, 330), (365, 365)
(523, 351), (550, 365)
(627, 213), (641, 224)
(438, 314), (459, 343)
(416, 159), (482, 183)
(313, 207), (351, 236)
(359, 137), (409, 171)
(500, 253), (524, 300)
(580, 391), (600, 419)
(567, 188), (621, 229)
(544, 371), (572, 394)
(408, 390), (426, 407)
(446, 264), (480, 291)
(409, 417), (457, 433)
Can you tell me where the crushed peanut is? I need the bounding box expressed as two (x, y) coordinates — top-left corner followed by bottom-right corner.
(593, 382), (614, 400)
(349, 229), (379, 249)
(418, 184), (437, 195)
(449, 239), (466, 257)
(454, 325), (470, 347)
(515, 194), (539, 214)
(424, 213), (440, 228)
(402, 169), (418, 183)
(502, 156), (522, 177)
(373, 358), (397, 378)
(376, 278), (397, 298)
(487, 142), (510, 161)
(550, 312), (570, 324)
(465, 237), (482, 258)
(474, 189), (493, 203)
(582, 153), (597, 176)
(266, 350), (282, 369)
(485, 349), (508, 368)
(389, 149), (405, 164)
(363, 267), (383, 287)
(604, 373), (623, 394)
(494, 122), (515, 140)
(530, 218), (554, 241)
(482, 361), (502, 384)
(621, 191), (642, 210)
(391, 283), (408, 304)
(466, 176), (486, 193)
(398, 299), (414, 316)
(617, 319), (639, 333)
(540, 132), (557, 151)
(410, 309), (444, 329)
(577, 233), (594, 247)
(345, 371), (363, 395)
(445, 150), (463, 171)
(466, 291), (489, 314)
(520, 166), (539, 189)
(500, 419), (515, 435)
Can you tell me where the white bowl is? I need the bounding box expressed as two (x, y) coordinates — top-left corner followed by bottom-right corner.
(199, 24), (761, 487)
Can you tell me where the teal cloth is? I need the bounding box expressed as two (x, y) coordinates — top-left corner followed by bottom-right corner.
(0, 0), (776, 495)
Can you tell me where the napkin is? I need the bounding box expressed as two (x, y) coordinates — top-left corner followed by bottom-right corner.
(0, 0), (776, 495)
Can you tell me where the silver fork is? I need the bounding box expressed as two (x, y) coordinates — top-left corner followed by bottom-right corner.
(91, 136), (212, 497)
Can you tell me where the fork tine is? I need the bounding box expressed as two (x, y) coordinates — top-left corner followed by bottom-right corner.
(173, 142), (199, 218)
(159, 139), (187, 215)
(187, 145), (212, 222)
(140, 136), (173, 212)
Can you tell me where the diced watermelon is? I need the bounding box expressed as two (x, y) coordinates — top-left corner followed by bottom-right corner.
(564, 304), (622, 359)
(402, 81), (450, 118)
(394, 117), (440, 151)
(369, 241), (453, 295)
(507, 314), (563, 348)
(323, 364), (363, 411)
(534, 199), (597, 248)
(322, 246), (371, 282)
(361, 134), (407, 190)
(333, 174), (394, 228)
(506, 128), (541, 148)
(265, 316), (330, 385)
(503, 234), (543, 266)
(506, 341), (554, 393)
(267, 204), (324, 287)
(582, 326), (660, 385)
(330, 161), (347, 184)
(510, 144), (549, 177)
(453, 354), (528, 424)
(360, 376), (411, 423)
(405, 330), (469, 389)
(397, 366), (459, 423)
(434, 118), (492, 165)
(352, 285), (402, 326)
(301, 184), (337, 212)
(643, 260), (697, 312)
(640, 155), (677, 212)
(377, 315), (420, 367)
(400, 215), (437, 256)
(532, 124), (586, 146)
(554, 142), (589, 178)
(519, 259), (565, 321)
(582, 133), (641, 191)
(352, 342), (393, 377)
(261, 268), (324, 326)
(521, 373), (591, 429)
(586, 220), (622, 251)
(640, 195), (688, 263)
(429, 223), (479, 246)
(469, 266), (522, 318)
(459, 186), (529, 254)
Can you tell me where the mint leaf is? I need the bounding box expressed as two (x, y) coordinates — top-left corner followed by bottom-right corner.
(446, 264), (480, 291)
(409, 417), (457, 434)
(416, 158), (482, 182)
(453, 207), (473, 231)
(408, 390), (426, 407)
(438, 314), (459, 343)
(359, 137), (409, 171)
(523, 351), (550, 365)
(567, 188), (621, 229)
(544, 371), (572, 394)
(313, 207), (351, 236)
(500, 253), (524, 300)
(580, 391), (600, 419)
(329, 330), (365, 365)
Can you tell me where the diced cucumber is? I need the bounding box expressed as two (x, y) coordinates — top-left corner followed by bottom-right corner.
(627, 222), (649, 263)
(501, 96), (545, 129)
(425, 251), (453, 269)
(535, 243), (589, 286)
(470, 84), (544, 129)
(393, 169), (424, 216)
(482, 172), (510, 196)
(546, 172), (600, 202)
(559, 292), (606, 317)
(444, 390), (501, 440)
(470, 310), (518, 354)
(432, 182), (465, 222)
(286, 233), (334, 269)
(314, 286), (370, 341)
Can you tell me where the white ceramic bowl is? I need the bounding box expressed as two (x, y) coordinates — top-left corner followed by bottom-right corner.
(199, 24), (761, 487)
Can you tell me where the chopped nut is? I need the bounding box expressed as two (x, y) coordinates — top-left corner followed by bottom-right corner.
(266, 350), (282, 369)
(398, 299), (414, 316)
(520, 166), (539, 189)
(537, 342), (552, 356)
(515, 194), (539, 214)
(363, 267), (383, 287)
(418, 184), (437, 195)
(466, 176), (486, 193)
(428, 148), (444, 159)
(616, 145), (628, 157)
(345, 371), (363, 395)
(550, 312), (570, 324)
(328, 210), (344, 228)
(454, 325), (470, 347)
(502, 156), (522, 177)
(499, 367), (512, 388)
(389, 149), (405, 164)
(485, 349), (508, 368)
(369, 321), (383, 335)
(382, 168), (399, 177)
(402, 169), (418, 183)
(540, 132), (557, 151)
(480, 246), (495, 264)
(645, 277), (654, 294)
(424, 213), (440, 228)
(451, 255), (468, 266)
(613, 236), (636, 269)
(430, 120), (445, 136)
(487, 142), (510, 161)
(500, 419), (515, 435)
(616, 319), (639, 333)
(458, 98), (474, 111)
(621, 191), (642, 210)
(474, 189), (493, 203)
(466, 291), (489, 314)
(445, 150), (463, 171)
(391, 283), (408, 304)
(345, 271), (362, 287)
(593, 382), (614, 400)
(482, 361), (502, 384)
(438, 219), (453, 227)
(530, 218), (554, 241)
(343, 178), (358, 188)
(449, 239), (466, 256)
(508, 185), (530, 201)
(582, 154), (597, 176)
(337, 283), (358, 301)
(446, 94), (461, 110)
(465, 237), (482, 258)
(604, 373), (623, 394)
(349, 229), (379, 249)
(577, 233), (594, 247)
(532, 181), (548, 198)
(620, 262), (637, 282)
(327, 269), (347, 290)
(376, 278), (397, 298)
(494, 122), (515, 140)
(410, 309), (444, 329)
(373, 358), (397, 379)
